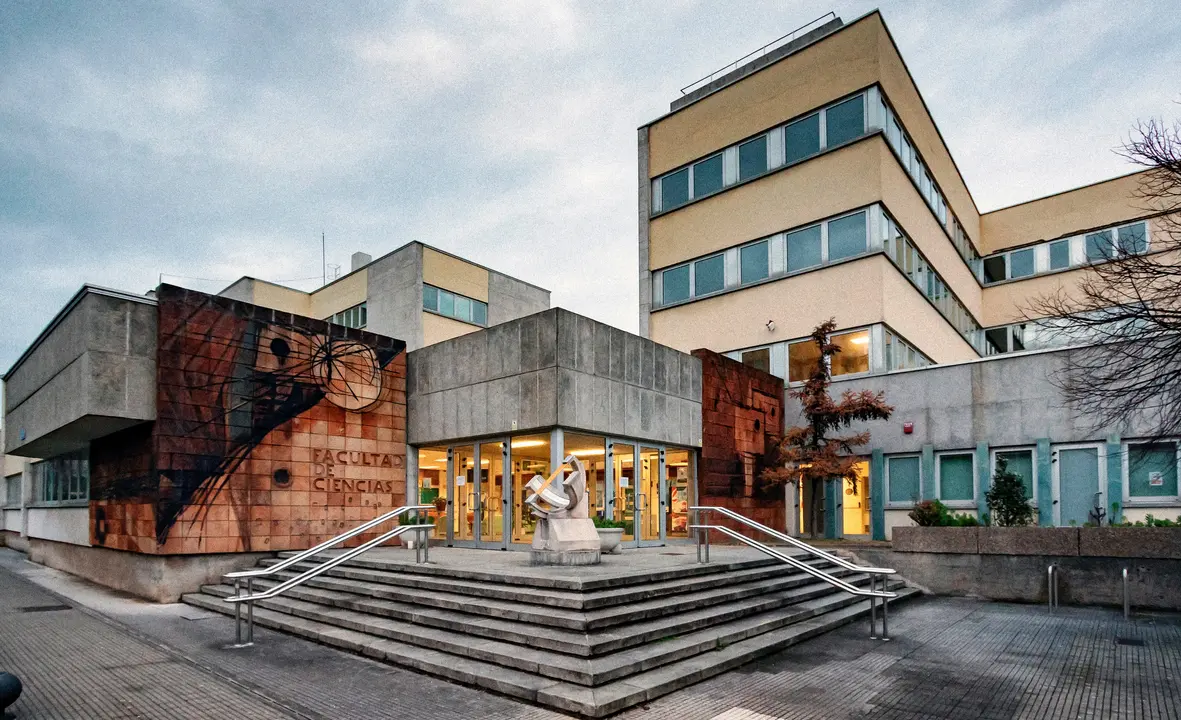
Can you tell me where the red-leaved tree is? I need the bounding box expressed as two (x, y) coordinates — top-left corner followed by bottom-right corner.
(761, 320), (893, 497)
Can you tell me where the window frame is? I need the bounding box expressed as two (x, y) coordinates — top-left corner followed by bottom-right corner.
(692, 253), (726, 297)
(1122, 439), (1181, 505)
(885, 454), (922, 508)
(423, 284), (489, 327)
(32, 451), (89, 507)
(989, 446), (1038, 506)
(738, 239), (770, 285)
(935, 450), (977, 508)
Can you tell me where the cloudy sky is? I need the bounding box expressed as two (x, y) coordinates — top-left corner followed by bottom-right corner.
(1, 0), (1178, 373)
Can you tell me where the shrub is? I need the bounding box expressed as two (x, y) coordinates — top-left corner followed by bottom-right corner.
(985, 456), (1035, 527)
(909, 499), (979, 527)
(592, 515), (631, 532)
(1111, 514), (1181, 528)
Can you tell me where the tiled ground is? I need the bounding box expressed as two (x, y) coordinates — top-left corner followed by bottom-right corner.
(2, 548), (1179, 720)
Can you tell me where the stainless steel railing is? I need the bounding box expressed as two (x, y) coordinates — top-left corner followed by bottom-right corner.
(223, 504), (434, 647)
(690, 505), (897, 640)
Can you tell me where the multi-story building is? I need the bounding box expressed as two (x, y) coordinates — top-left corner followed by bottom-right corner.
(220, 241), (550, 351)
(638, 11), (1175, 538)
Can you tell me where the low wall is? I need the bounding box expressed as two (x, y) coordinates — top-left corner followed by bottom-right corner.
(1, 530), (30, 553)
(850, 527), (1181, 611)
(27, 537), (273, 603)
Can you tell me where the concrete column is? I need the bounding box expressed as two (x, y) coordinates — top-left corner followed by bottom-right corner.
(20, 460), (32, 539)
(870, 449), (886, 541)
(1105, 434), (1123, 524)
(920, 445), (935, 500)
(784, 481), (800, 537)
(406, 444), (419, 506)
(1036, 438), (1053, 526)
(975, 442), (990, 520)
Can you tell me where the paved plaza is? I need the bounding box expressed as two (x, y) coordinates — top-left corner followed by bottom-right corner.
(1, 548), (1179, 720)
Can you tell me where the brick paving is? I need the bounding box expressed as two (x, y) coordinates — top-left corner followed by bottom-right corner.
(2, 548), (1180, 719)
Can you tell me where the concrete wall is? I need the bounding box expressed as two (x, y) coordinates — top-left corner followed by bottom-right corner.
(26, 507), (89, 546)
(26, 537), (272, 603)
(366, 243), (424, 349)
(408, 308), (702, 448)
(487, 270), (550, 327)
(4, 288), (157, 458)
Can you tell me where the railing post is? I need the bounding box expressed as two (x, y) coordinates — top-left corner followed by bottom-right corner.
(704, 515), (710, 564)
(880, 583), (889, 641)
(246, 577), (254, 645)
(234, 578), (242, 646)
(869, 574), (878, 640)
(1122, 568), (1130, 620)
(695, 508), (702, 563)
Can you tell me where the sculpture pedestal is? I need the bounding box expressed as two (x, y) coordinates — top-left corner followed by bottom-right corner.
(530, 517), (601, 566)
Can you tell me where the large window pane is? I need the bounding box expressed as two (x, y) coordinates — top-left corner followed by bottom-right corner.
(511, 434), (550, 543)
(738, 136), (767, 180)
(423, 285), (438, 312)
(472, 300), (488, 326)
(741, 348), (771, 375)
(438, 289), (455, 317)
(1050, 239), (1070, 270)
(1009, 248), (1035, 278)
(740, 241), (769, 284)
(694, 255), (725, 295)
(662, 265), (690, 304)
(983, 255), (1006, 283)
(825, 95), (865, 147)
(661, 168), (689, 209)
(938, 453), (974, 502)
(830, 330), (869, 376)
(985, 327), (1009, 354)
(693, 154), (724, 197)
(996, 449), (1035, 500)
(787, 339), (821, 383)
(787, 225), (822, 272)
(888, 456), (920, 504)
(1119, 222), (1147, 255)
(454, 295), (472, 323)
(664, 448), (693, 538)
(564, 433), (607, 518)
(1128, 442), (1178, 497)
(1086, 229), (1114, 261)
(785, 113), (820, 164)
(827, 212), (867, 261)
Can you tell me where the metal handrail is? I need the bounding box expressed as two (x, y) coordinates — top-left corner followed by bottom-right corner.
(690, 505), (895, 575)
(226, 504), (433, 579)
(690, 524), (895, 600)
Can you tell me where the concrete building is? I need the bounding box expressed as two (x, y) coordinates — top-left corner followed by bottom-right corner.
(638, 11), (1178, 538)
(219, 241), (550, 352)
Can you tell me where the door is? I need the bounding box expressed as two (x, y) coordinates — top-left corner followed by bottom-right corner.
(609, 440), (636, 543)
(1054, 445), (1104, 526)
(479, 440), (507, 546)
(637, 446), (663, 546)
(608, 440), (665, 548)
(450, 445), (477, 543)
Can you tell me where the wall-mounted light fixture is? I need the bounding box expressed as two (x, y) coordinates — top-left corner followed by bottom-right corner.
(765, 320), (776, 332)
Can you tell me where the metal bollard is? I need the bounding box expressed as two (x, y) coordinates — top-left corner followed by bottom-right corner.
(1122, 568), (1130, 620)
(1047, 564), (1058, 611)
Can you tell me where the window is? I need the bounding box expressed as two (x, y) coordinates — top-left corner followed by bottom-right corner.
(741, 348), (771, 374)
(662, 168), (689, 209)
(887, 455), (920, 504)
(827, 212), (867, 261)
(983, 255), (1006, 284)
(694, 255), (725, 296)
(662, 265), (690, 304)
(1009, 248), (1035, 278)
(1126, 441), (1178, 499)
(785, 113), (820, 164)
(1118, 222), (1148, 255)
(1086, 229), (1114, 262)
(1049, 239), (1070, 270)
(740, 241), (769, 284)
(993, 449), (1035, 501)
(328, 302), (367, 329)
(825, 95), (864, 147)
(787, 339), (821, 383)
(693, 154), (724, 198)
(937, 452), (975, 504)
(4, 474), (19, 507)
(35, 451), (89, 504)
(830, 330), (869, 377)
(884, 329), (931, 371)
(738, 136), (767, 180)
(424, 284), (488, 326)
(787, 225), (822, 272)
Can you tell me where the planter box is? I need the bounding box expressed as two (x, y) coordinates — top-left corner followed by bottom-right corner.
(893, 527), (978, 554)
(1079, 527), (1181, 559)
(978, 527), (1079, 556)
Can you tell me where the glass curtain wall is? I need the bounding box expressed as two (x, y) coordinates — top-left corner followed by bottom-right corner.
(665, 449), (693, 538)
(479, 440), (506, 543)
(510, 434), (550, 544)
(417, 447), (448, 536)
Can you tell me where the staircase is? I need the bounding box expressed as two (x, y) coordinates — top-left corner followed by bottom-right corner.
(183, 548), (918, 717)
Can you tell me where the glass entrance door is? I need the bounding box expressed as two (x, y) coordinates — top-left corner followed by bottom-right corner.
(451, 445), (477, 543)
(479, 440), (506, 545)
(443, 442), (510, 549)
(1054, 445), (1104, 526)
(609, 440), (665, 547)
(610, 441), (636, 542)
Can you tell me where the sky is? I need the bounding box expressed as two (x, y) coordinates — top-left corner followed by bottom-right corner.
(1, 0), (1179, 375)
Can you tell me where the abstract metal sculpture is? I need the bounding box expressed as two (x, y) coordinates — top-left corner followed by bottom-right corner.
(525, 454), (586, 519)
(528, 454), (600, 565)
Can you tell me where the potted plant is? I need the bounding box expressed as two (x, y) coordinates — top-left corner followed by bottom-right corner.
(592, 515), (627, 554)
(396, 510), (435, 548)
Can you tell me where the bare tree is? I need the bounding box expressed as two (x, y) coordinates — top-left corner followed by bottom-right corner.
(1024, 116), (1181, 437)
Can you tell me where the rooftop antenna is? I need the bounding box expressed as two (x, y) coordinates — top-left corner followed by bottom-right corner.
(321, 231), (326, 287)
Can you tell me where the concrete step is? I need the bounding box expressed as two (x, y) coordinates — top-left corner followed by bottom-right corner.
(273, 548), (788, 591)
(188, 577), (903, 685)
(257, 555), (822, 610)
(182, 585), (920, 717)
(220, 561), (864, 632)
